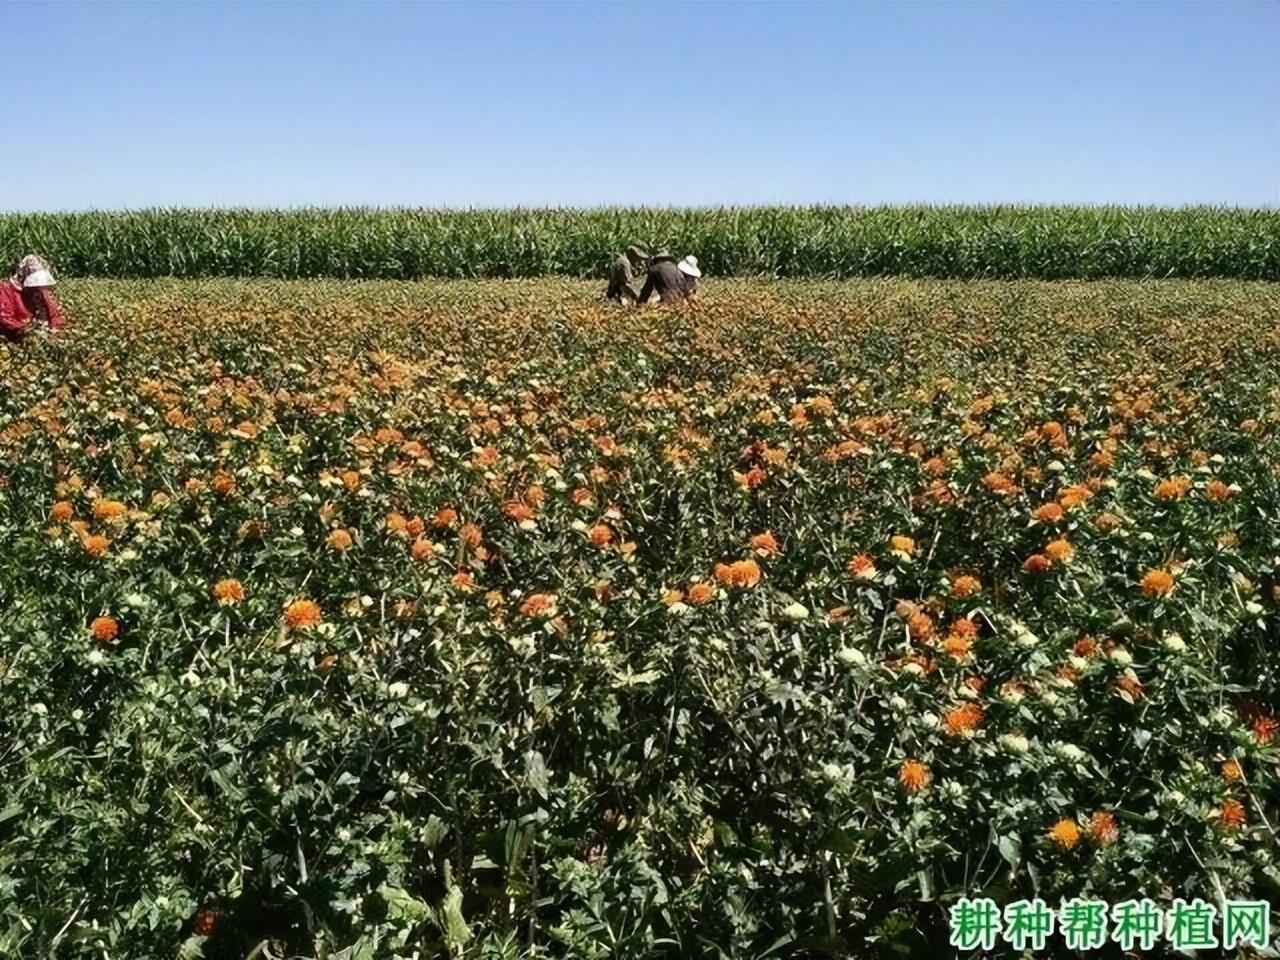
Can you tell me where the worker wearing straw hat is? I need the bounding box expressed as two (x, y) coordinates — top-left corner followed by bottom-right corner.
(605, 244), (650, 305)
(636, 251), (702, 305)
(1, 254), (65, 338)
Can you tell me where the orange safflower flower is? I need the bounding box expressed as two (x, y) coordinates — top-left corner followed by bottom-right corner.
(92, 499), (126, 521)
(451, 570), (475, 591)
(1048, 818), (1081, 850)
(433, 507), (458, 527)
(328, 529), (353, 551)
(713, 559), (762, 589)
(1115, 674), (1143, 700)
(1055, 664), (1081, 686)
(898, 760), (931, 792)
(1094, 511), (1122, 533)
(1089, 449), (1114, 471)
(90, 615), (119, 644)
(588, 524), (613, 548)
(211, 471), (236, 497)
(503, 501), (535, 523)
(405, 516), (425, 538)
(1219, 798), (1247, 829)
(907, 610), (934, 640)
(982, 472), (1018, 496)
(385, 512), (409, 535)
(1153, 476), (1191, 501)
(950, 574), (981, 598)
(284, 599), (323, 629)
(212, 578), (246, 605)
(410, 537), (434, 562)
(948, 618), (979, 641)
(341, 470), (362, 492)
(942, 702), (984, 736)
(1088, 811), (1118, 845)
(461, 523), (484, 548)
(1044, 538), (1075, 564)
(82, 534), (110, 558)
(1205, 480), (1231, 502)
(571, 487), (595, 505)
(1140, 569), (1175, 597)
(50, 500), (75, 522)
(942, 635), (973, 661)
(847, 554), (877, 580)
(1023, 553), (1052, 574)
(889, 535), (916, 556)
(1058, 485), (1092, 509)
(1253, 716), (1277, 745)
(1033, 503), (1064, 524)
(1073, 636), (1099, 658)
(1220, 760), (1243, 783)
(749, 530), (779, 558)
(687, 582), (715, 605)
(519, 593), (557, 618)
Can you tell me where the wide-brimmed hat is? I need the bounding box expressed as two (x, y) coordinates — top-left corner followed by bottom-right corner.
(23, 269), (56, 288)
(677, 255), (702, 278)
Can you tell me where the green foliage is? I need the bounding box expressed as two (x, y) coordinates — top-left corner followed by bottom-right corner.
(1, 205), (1278, 279)
(0, 278), (1277, 959)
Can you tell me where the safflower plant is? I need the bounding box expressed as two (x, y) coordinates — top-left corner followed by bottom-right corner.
(0, 277), (1276, 958)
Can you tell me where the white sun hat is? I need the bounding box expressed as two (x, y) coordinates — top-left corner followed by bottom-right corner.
(677, 255), (702, 278)
(23, 269), (56, 288)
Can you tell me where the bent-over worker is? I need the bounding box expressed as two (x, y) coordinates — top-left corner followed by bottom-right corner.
(1, 255), (64, 339)
(605, 245), (650, 304)
(636, 251), (701, 305)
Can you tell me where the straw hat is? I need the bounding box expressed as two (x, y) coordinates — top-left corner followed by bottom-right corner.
(677, 255), (702, 278)
(23, 269), (56, 288)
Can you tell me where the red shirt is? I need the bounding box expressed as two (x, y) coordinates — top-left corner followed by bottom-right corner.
(32, 287), (64, 330)
(0, 280), (63, 336)
(0, 280), (32, 336)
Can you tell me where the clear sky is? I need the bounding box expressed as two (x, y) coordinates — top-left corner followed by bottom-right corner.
(2, 1), (1276, 211)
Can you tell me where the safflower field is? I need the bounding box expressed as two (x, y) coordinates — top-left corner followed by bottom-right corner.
(2, 273), (1279, 958)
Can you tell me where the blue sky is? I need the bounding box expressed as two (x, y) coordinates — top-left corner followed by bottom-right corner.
(1, 1), (1276, 210)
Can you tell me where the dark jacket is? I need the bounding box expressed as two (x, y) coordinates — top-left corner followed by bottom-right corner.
(606, 255), (641, 301)
(637, 260), (693, 304)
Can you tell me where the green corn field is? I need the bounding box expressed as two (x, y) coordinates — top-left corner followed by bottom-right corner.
(2, 205), (1277, 279)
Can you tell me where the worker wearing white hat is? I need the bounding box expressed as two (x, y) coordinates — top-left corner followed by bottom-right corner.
(1, 254), (64, 336)
(636, 252), (703, 305)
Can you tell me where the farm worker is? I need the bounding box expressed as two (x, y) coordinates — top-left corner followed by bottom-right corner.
(0, 255), (64, 338)
(678, 256), (702, 297)
(636, 252), (702, 305)
(605, 245), (650, 304)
